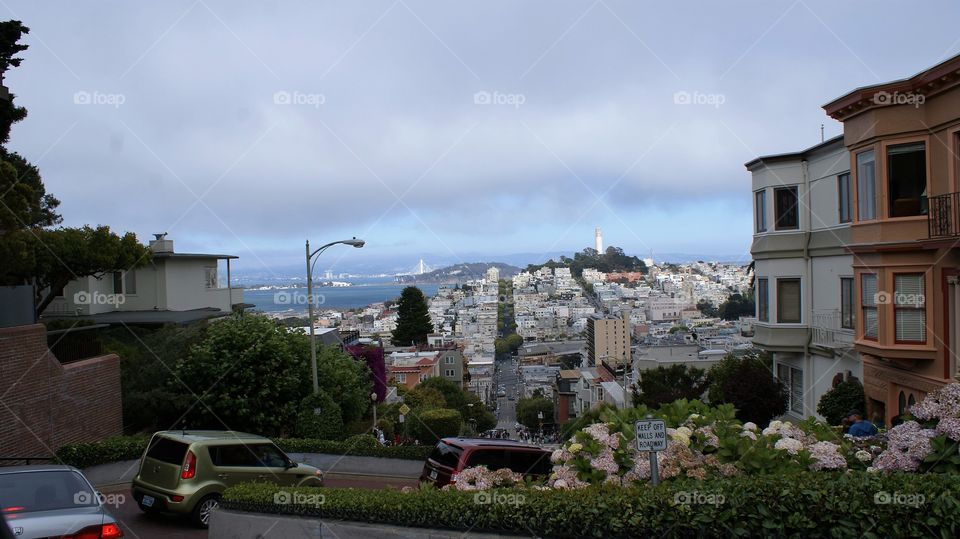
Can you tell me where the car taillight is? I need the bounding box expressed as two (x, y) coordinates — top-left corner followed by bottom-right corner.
(100, 523), (124, 538)
(449, 473), (458, 484)
(181, 450), (197, 479)
(63, 524), (123, 539)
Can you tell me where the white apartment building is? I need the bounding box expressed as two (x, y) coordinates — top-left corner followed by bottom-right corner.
(747, 135), (861, 420)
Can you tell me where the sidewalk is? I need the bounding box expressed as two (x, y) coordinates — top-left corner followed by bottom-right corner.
(83, 453), (424, 488)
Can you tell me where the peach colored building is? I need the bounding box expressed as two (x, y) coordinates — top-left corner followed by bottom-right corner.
(824, 53), (960, 424)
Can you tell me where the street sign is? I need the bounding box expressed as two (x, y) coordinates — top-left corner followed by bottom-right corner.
(398, 414), (405, 423)
(634, 419), (667, 452)
(399, 404), (411, 416)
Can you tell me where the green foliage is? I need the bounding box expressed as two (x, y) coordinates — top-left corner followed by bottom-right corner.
(526, 246), (647, 279)
(102, 324), (208, 434)
(417, 377), (467, 411)
(54, 436), (148, 469)
(516, 396), (554, 429)
(402, 386), (447, 411)
(174, 314), (311, 436)
(53, 435), (433, 468)
(505, 334), (523, 350)
(376, 419), (394, 441)
(817, 380), (866, 425)
(407, 408), (461, 445)
(295, 392), (343, 440)
(633, 365), (708, 408)
(314, 345), (373, 423)
(221, 473), (960, 538)
(707, 352), (786, 425)
(696, 299), (718, 318)
(391, 286), (434, 346)
(717, 292), (755, 321)
(344, 434), (379, 449)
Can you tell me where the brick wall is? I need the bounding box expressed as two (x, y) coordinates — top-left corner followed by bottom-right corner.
(0, 324), (122, 461)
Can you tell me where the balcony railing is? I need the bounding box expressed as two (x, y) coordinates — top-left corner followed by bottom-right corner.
(811, 310), (853, 349)
(929, 192), (960, 238)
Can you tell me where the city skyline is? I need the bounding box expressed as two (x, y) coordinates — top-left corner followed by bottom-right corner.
(4, 1), (959, 275)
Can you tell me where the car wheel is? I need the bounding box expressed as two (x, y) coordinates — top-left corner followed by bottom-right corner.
(191, 494), (220, 529)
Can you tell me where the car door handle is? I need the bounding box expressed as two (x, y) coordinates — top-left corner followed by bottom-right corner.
(218, 473), (228, 479)
(257, 474), (267, 480)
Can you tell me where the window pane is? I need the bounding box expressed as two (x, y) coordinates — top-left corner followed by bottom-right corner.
(777, 279), (801, 323)
(864, 308), (878, 339)
(755, 190), (766, 232)
(894, 274), (925, 307)
(113, 272), (123, 294)
(861, 275), (877, 307)
(857, 150), (876, 220)
(790, 367), (803, 414)
(124, 271), (137, 295)
(774, 187), (799, 229)
(838, 173), (851, 223)
(757, 278), (769, 322)
(841, 278), (854, 329)
(888, 143), (927, 217)
(895, 309), (926, 341)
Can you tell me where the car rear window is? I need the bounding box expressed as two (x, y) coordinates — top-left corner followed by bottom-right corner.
(466, 448), (551, 475)
(0, 470), (97, 513)
(428, 441), (463, 469)
(145, 436), (189, 465)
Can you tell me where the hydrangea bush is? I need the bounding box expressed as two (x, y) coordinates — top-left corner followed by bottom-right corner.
(447, 383), (960, 492)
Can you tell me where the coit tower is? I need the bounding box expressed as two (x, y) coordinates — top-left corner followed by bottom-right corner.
(595, 227), (603, 252)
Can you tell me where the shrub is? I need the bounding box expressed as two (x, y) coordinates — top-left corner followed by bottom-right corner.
(55, 436), (148, 469)
(295, 392), (344, 440)
(817, 379), (866, 425)
(376, 419), (394, 441)
(407, 408), (461, 445)
(221, 473), (960, 538)
(344, 434), (378, 450)
(633, 364), (707, 408)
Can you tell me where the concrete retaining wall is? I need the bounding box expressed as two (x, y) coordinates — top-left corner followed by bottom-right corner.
(209, 508), (517, 538)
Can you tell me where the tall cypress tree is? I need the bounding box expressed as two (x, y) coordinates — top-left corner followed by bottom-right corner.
(391, 286), (434, 346)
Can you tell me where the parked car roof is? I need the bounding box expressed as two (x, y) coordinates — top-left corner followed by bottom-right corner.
(441, 437), (545, 449)
(0, 464), (79, 474)
(152, 430), (268, 443)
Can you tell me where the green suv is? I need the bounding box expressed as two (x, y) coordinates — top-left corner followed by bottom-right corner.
(131, 430), (323, 527)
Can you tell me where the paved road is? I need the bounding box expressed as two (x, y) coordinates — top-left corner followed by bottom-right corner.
(104, 474), (419, 538)
(495, 356), (520, 436)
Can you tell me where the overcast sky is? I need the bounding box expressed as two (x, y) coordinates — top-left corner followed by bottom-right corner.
(4, 1), (960, 273)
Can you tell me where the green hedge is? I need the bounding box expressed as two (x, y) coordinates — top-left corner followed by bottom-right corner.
(54, 436), (149, 469)
(54, 436), (434, 468)
(221, 473), (960, 538)
(407, 408), (461, 445)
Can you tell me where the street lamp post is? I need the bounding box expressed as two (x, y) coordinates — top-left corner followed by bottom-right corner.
(371, 391), (379, 430)
(306, 237), (365, 394)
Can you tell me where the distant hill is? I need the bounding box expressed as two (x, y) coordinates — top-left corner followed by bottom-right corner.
(526, 246), (647, 278)
(396, 262), (521, 283)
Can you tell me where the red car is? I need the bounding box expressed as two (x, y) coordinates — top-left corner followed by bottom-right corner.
(419, 437), (552, 487)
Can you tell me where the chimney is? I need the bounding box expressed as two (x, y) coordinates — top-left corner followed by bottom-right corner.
(149, 232), (174, 254)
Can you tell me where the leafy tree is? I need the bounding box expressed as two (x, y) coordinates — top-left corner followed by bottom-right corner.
(817, 379), (866, 425)
(403, 386), (447, 411)
(516, 396), (554, 429)
(102, 323), (209, 433)
(718, 293), (755, 321)
(696, 299), (719, 318)
(174, 314), (311, 436)
(505, 334), (523, 350)
(0, 24), (148, 316)
(632, 364), (708, 408)
(408, 408), (461, 444)
(295, 392), (343, 439)
(418, 377), (467, 412)
(315, 345), (373, 423)
(391, 286), (433, 346)
(707, 352), (787, 425)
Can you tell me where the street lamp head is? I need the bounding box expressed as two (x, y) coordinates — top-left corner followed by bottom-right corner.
(344, 238), (365, 248)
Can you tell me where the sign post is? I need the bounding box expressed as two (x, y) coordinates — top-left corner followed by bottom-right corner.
(634, 418), (667, 486)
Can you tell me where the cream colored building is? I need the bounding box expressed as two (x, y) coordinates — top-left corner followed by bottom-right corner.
(586, 314), (631, 367)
